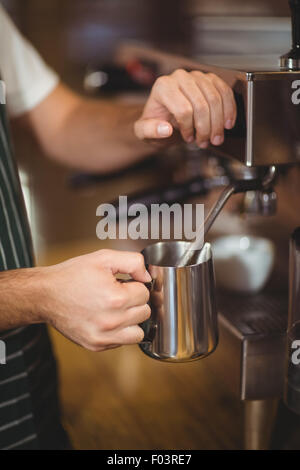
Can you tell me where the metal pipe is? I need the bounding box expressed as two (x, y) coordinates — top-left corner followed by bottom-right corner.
(176, 184), (235, 267)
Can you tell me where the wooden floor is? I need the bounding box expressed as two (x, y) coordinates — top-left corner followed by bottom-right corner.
(42, 239), (243, 450)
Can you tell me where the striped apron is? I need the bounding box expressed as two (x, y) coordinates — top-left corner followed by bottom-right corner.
(0, 78), (69, 449)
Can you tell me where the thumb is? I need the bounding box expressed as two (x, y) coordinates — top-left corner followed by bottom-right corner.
(134, 118), (173, 140)
(97, 250), (152, 283)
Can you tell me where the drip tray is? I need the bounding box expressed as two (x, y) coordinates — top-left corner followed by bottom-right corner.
(205, 289), (287, 401)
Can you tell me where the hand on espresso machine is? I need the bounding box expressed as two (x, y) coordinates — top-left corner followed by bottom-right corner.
(134, 69), (237, 148)
(39, 249), (151, 351)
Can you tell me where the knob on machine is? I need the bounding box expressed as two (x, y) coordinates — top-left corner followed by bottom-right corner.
(281, 0), (300, 70)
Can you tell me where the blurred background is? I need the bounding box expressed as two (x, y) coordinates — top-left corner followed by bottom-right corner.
(2, 0), (300, 450)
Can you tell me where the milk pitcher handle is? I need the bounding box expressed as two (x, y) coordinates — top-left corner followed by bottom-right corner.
(119, 278), (156, 344)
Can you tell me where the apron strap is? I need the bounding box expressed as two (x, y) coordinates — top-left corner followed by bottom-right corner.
(0, 78), (34, 269)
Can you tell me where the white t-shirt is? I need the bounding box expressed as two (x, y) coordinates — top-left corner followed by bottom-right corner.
(0, 4), (59, 117)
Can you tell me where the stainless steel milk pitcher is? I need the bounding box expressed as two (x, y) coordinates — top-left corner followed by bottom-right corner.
(139, 241), (218, 362)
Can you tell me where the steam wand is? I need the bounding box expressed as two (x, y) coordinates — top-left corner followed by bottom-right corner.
(176, 166), (277, 267)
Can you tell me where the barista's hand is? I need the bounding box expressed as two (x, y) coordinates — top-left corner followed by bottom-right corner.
(41, 250), (151, 351)
(134, 69), (237, 148)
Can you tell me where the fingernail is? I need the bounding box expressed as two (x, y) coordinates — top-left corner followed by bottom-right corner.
(145, 271), (152, 282)
(212, 135), (223, 146)
(157, 123), (171, 137)
(225, 119), (233, 129)
(186, 136), (194, 143)
(199, 141), (209, 149)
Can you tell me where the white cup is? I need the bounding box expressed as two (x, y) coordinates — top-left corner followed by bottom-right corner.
(212, 235), (275, 294)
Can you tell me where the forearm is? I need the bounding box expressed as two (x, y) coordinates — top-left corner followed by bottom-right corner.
(23, 84), (156, 173)
(51, 98), (156, 172)
(0, 249), (152, 351)
(0, 268), (45, 331)
(0, 248), (151, 352)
